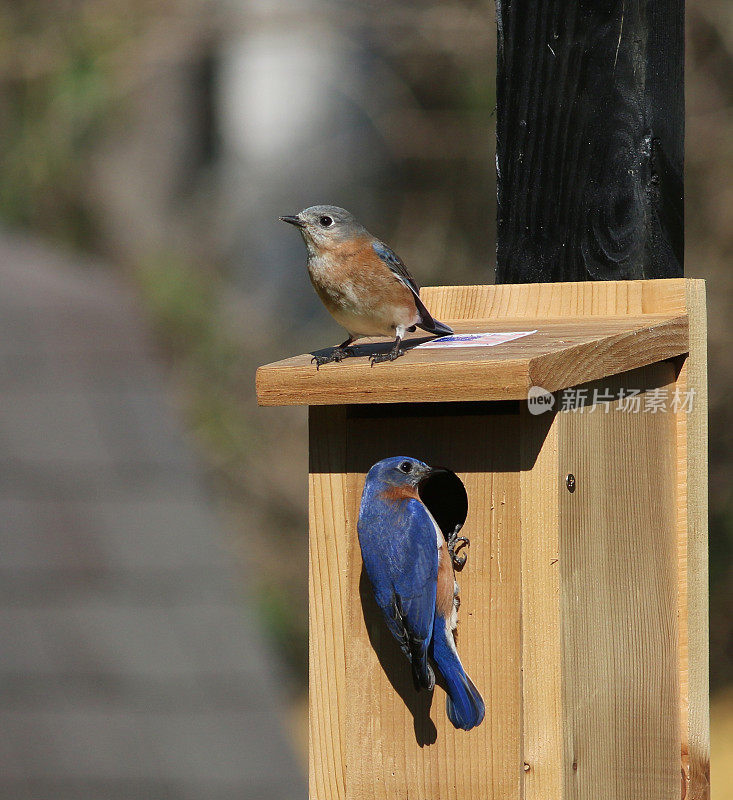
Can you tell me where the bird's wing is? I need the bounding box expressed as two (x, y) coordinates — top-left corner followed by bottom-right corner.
(376, 498), (439, 686)
(371, 241), (442, 332)
(371, 240), (421, 295)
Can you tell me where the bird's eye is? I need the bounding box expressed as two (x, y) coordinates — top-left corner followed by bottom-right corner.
(399, 461), (412, 474)
(319, 215), (333, 227)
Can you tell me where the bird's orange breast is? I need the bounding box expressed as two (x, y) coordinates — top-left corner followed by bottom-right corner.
(436, 541), (457, 621)
(310, 238), (415, 303)
(377, 484), (420, 503)
(307, 237), (419, 335)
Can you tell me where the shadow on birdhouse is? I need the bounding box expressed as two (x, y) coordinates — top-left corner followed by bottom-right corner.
(359, 568), (438, 746)
(309, 335), (434, 366)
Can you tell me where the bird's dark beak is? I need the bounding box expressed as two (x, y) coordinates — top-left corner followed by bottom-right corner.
(415, 463), (436, 482)
(279, 215), (305, 228)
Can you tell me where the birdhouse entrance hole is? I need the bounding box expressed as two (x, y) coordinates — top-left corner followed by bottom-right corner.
(417, 467), (468, 543)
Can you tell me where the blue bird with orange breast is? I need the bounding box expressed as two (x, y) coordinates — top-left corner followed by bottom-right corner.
(357, 456), (485, 731)
(280, 206), (453, 367)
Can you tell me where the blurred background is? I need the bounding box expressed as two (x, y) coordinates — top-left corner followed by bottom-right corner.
(0, 0), (730, 796)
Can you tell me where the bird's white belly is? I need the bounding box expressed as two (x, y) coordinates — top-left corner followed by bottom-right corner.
(329, 304), (412, 338)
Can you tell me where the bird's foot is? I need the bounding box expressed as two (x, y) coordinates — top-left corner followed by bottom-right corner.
(369, 347), (405, 366)
(447, 525), (470, 570)
(311, 347), (351, 370)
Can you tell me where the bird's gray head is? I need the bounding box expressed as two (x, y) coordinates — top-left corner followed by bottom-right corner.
(279, 205), (368, 252)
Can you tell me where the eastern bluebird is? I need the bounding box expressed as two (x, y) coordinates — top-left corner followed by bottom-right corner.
(357, 456), (485, 731)
(279, 206), (453, 367)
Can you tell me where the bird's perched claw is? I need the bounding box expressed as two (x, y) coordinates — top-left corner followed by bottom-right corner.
(369, 347), (405, 366)
(311, 347), (351, 370)
(447, 525), (470, 571)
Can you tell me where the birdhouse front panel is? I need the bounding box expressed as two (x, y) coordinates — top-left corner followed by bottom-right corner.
(342, 403), (523, 800)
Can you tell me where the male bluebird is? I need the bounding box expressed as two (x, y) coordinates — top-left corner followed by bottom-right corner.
(279, 206), (453, 366)
(357, 456), (485, 731)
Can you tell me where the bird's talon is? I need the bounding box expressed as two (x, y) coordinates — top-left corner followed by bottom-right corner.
(447, 530), (470, 571)
(312, 347), (350, 369)
(369, 348), (405, 365)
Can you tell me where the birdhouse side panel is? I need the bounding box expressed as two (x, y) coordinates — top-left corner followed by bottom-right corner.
(558, 364), (681, 799)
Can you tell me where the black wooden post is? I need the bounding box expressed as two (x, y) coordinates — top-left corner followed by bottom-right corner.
(495, 0), (684, 283)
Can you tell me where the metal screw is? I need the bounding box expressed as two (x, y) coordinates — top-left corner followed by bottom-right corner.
(566, 474), (576, 493)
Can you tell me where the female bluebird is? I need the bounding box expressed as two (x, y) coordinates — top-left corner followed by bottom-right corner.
(357, 456), (485, 731)
(279, 206), (453, 366)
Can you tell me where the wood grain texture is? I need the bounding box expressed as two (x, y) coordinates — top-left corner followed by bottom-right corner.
(520, 409), (563, 799)
(559, 365), (680, 799)
(676, 283), (710, 799)
(343, 406), (522, 800)
(309, 406), (349, 800)
(495, 0), (684, 282)
(256, 315), (687, 406)
(420, 279), (689, 320)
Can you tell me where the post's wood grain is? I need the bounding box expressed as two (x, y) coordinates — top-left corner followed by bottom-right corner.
(309, 406), (349, 800)
(256, 314), (688, 406)
(343, 407), (522, 800)
(495, 0), (684, 283)
(559, 365), (680, 799)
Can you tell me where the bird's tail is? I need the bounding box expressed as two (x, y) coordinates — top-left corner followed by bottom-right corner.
(413, 295), (453, 337)
(417, 317), (453, 337)
(431, 616), (485, 731)
(418, 319), (453, 336)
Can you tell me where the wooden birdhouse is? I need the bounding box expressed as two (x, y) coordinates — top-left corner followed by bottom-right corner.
(255, 278), (708, 800)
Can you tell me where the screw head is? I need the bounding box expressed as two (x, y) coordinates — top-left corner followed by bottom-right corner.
(566, 474), (576, 493)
